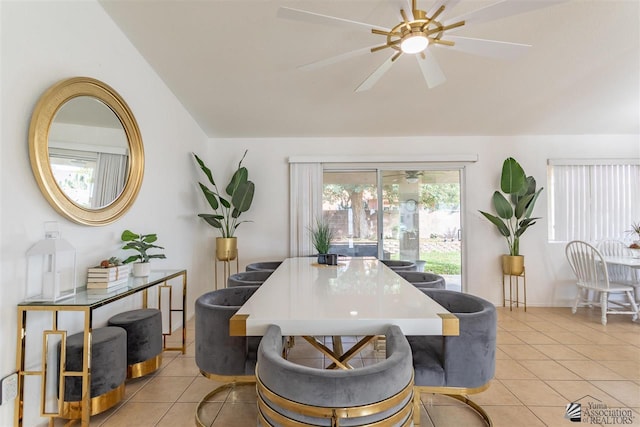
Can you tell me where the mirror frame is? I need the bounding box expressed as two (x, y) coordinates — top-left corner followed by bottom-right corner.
(29, 77), (144, 226)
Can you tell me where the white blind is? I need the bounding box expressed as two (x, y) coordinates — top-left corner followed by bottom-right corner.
(549, 162), (640, 242)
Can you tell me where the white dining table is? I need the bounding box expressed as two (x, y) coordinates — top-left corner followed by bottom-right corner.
(230, 257), (458, 369)
(604, 255), (640, 270)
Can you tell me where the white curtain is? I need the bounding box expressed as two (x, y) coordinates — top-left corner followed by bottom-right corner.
(93, 153), (128, 208)
(549, 160), (640, 242)
(289, 162), (323, 256)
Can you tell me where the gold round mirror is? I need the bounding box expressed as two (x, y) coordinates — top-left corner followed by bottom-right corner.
(29, 77), (144, 226)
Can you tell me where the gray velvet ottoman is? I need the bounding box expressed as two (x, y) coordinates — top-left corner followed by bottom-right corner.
(108, 308), (163, 378)
(57, 326), (127, 419)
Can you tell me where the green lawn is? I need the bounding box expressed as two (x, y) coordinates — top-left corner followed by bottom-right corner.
(421, 251), (461, 274)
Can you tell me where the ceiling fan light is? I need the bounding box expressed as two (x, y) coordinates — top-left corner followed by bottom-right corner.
(400, 33), (428, 54)
(406, 177), (419, 184)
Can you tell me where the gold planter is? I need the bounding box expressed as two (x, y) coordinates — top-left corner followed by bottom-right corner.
(502, 255), (524, 276)
(216, 237), (238, 261)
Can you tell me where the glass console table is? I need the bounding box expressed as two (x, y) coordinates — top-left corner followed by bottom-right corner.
(14, 269), (187, 427)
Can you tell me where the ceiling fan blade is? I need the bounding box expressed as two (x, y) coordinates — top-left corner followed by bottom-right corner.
(277, 7), (389, 32)
(445, 35), (531, 59)
(355, 54), (398, 92)
(427, 0), (463, 18)
(299, 45), (380, 71)
(443, 0), (567, 28)
(416, 51), (446, 89)
(391, 0), (415, 21)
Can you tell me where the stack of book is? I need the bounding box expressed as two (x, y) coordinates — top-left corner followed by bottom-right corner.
(87, 264), (131, 289)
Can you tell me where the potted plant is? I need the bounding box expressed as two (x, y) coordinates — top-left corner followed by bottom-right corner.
(121, 230), (166, 277)
(479, 157), (543, 275)
(193, 151), (255, 261)
(627, 222), (640, 244)
(309, 217), (334, 264)
(627, 222), (640, 255)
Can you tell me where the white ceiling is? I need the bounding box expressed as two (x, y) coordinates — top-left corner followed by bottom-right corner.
(99, 0), (640, 138)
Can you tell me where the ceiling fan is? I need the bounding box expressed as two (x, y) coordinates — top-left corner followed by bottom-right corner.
(384, 171), (424, 183)
(278, 0), (565, 91)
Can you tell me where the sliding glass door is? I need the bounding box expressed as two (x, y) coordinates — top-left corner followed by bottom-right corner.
(323, 167), (462, 291)
(323, 170), (379, 257)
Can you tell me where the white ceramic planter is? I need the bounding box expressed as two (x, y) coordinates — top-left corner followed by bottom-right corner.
(132, 262), (151, 277)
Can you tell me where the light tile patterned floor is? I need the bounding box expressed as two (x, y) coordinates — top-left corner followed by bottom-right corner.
(60, 306), (640, 426)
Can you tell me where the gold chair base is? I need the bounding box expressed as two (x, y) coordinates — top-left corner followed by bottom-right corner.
(414, 384), (493, 427)
(195, 381), (256, 427)
(257, 372), (414, 426)
(60, 382), (125, 419)
(128, 353), (162, 379)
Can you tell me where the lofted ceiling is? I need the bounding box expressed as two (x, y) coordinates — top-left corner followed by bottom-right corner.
(99, 0), (640, 138)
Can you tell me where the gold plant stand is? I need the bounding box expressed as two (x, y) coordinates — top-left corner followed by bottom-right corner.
(503, 266), (526, 311)
(214, 249), (239, 289)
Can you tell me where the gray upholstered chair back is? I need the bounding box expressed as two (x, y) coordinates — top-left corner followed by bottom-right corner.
(246, 261), (283, 272)
(257, 324), (414, 426)
(395, 271), (446, 289)
(408, 289), (496, 390)
(380, 259), (417, 271)
(227, 271), (272, 287)
(195, 286), (260, 377)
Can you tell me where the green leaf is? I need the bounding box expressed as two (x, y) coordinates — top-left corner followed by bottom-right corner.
(515, 218), (539, 237)
(142, 234), (158, 244)
(500, 157), (527, 194)
(479, 211), (511, 237)
(219, 197), (231, 209)
(123, 255), (140, 264)
(199, 183), (219, 211)
(122, 242), (142, 251)
(231, 181), (255, 213)
(193, 153), (215, 186)
(226, 166), (249, 197)
(524, 187), (543, 219)
(492, 191), (513, 220)
(514, 193), (534, 219)
(121, 229), (139, 241)
(148, 254), (167, 260)
(198, 214), (223, 228)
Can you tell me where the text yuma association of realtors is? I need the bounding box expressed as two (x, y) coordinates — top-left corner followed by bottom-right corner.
(582, 402), (634, 424)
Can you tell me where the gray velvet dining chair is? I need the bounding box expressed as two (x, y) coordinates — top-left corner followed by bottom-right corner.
(394, 271), (446, 290)
(194, 286), (260, 426)
(246, 261), (283, 272)
(380, 259), (417, 271)
(407, 289), (496, 426)
(256, 324), (415, 427)
(227, 270), (273, 287)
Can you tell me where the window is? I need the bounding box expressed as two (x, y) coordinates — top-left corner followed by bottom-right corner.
(548, 159), (640, 242)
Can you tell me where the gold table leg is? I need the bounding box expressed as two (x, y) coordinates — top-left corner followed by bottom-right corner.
(302, 336), (376, 370)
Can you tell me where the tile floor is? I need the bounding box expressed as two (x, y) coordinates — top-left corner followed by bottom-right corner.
(61, 305), (640, 427)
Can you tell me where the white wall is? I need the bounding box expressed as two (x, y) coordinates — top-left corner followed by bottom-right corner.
(0, 2), (212, 425)
(211, 135), (639, 306)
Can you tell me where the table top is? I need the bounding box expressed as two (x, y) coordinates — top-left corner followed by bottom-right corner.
(19, 269), (186, 308)
(604, 256), (640, 268)
(231, 257), (458, 337)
